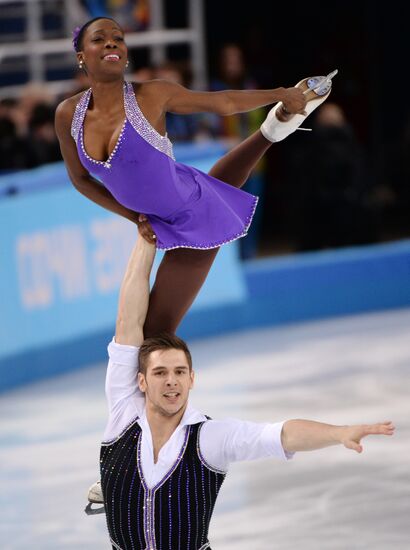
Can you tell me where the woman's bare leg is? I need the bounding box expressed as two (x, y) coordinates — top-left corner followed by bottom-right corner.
(143, 247), (219, 337)
(144, 131), (272, 336)
(208, 130), (271, 188)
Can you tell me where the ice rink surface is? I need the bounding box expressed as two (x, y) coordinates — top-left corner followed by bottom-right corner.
(1, 308), (409, 549)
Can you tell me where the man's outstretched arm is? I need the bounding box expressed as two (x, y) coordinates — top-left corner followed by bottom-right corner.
(115, 225), (156, 347)
(281, 420), (395, 454)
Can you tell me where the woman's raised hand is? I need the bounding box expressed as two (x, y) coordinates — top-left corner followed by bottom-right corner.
(281, 87), (307, 115)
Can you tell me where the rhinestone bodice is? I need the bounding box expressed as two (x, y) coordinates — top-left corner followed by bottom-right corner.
(72, 81), (190, 220)
(71, 81), (175, 163)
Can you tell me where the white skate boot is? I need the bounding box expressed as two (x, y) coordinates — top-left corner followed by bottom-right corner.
(260, 69), (338, 142)
(84, 480), (105, 515)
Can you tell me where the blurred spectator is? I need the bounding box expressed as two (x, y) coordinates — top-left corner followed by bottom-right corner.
(27, 104), (62, 167)
(18, 82), (55, 136)
(79, 0), (108, 18)
(155, 61), (212, 143)
(0, 98), (18, 119)
(59, 70), (91, 101)
(210, 44), (262, 135)
(0, 96), (28, 138)
(20, 82), (54, 111)
(209, 43), (267, 259)
(395, 121), (410, 229)
(0, 116), (29, 171)
(285, 102), (378, 251)
(133, 66), (155, 82)
(383, 116), (410, 239)
(0, 83), (61, 171)
(107, 0), (149, 31)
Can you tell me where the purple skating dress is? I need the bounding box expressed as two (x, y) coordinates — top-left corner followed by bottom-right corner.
(71, 81), (258, 250)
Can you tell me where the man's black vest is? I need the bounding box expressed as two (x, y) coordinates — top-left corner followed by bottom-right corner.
(101, 418), (226, 550)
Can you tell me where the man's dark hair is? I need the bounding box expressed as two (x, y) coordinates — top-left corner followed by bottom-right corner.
(74, 17), (123, 52)
(138, 333), (192, 376)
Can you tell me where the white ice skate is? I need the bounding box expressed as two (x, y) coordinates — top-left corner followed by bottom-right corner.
(84, 480), (105, 515)
(260, 69), (338, 142)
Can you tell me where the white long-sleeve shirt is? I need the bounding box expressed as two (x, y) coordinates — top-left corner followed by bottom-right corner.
(103, 339), (293, 488)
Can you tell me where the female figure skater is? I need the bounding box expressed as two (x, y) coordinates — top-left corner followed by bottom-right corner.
(55, 17), (333, 337)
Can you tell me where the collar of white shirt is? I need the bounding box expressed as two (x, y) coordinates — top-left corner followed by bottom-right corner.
(137, 402), (208, 487)
(138, 401), (207, 430)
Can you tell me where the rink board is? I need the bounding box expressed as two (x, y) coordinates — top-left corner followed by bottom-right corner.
(1, 152), (410, 391)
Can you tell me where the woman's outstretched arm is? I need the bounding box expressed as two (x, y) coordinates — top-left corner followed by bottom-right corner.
(145, 79), (307, 117)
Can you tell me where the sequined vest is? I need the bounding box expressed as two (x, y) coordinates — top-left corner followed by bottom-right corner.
(100, 418), (226, 550)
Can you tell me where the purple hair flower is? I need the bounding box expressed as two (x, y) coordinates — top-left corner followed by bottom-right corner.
(72, 25), (82, 52)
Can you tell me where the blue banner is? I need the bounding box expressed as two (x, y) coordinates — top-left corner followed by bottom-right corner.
(0, 158), (247, 365)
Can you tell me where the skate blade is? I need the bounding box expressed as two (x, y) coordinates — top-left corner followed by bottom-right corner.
(84, 502), (106, 516)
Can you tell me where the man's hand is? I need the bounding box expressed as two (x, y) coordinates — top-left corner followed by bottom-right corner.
(340, 421), (395, 453)
(282, 419), (395, 453)
(280, 87), (307, 115)
(137, 214), (157, 245)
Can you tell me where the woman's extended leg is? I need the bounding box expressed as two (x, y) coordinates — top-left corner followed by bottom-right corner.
(143, 132), (272, 337)
(208, 130), (271, 189)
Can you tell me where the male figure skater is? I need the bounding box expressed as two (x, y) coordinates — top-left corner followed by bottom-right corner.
(93, 229), (394, 550)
